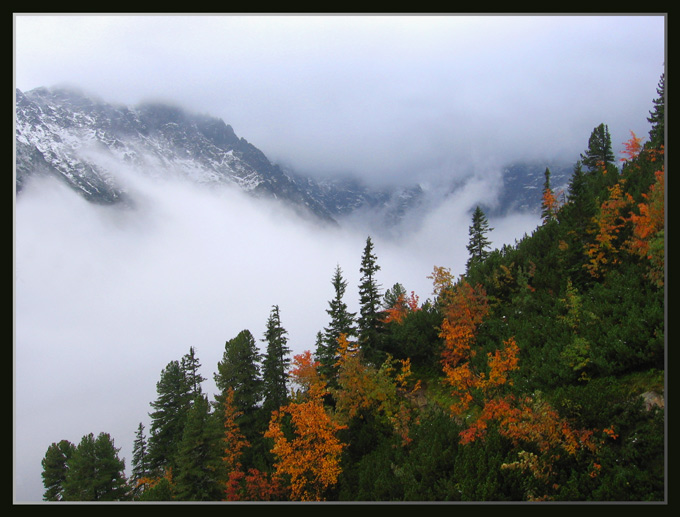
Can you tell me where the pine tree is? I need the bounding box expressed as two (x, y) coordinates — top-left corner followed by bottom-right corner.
(41, 439), (75, 501)
(214, 329), (263, 428)
(130, 422), (150, 496)
(581, 123), (616, 172)
(174, 394), (223, 501)
(647, 73), (665, 150)
(357, 236), (383, 363)
(92, 432), (130, 501)
(541, 167), (559, 223)
(383, 282), (407, 311)
(147, 360), (193, 474)
(181, 346), (206, 398)
(62, 432), (129, 501)
(466, 206), (493, 273)
(317, 265), (357, 381)
(261, 305), (291, 415)
(62, 433), (97, 501)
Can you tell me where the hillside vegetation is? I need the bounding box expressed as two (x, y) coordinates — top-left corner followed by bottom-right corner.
(40, 74), (665, 502)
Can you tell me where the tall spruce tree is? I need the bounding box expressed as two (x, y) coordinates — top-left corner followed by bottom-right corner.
(466, 206), (493, 273)
(130, 422), (150, 495)
(181, 346), (206, 398)
(147, 359), (193, 474)
(41, 439), (75, 501)
(358, 236), (382, 363)
(317, 265), (357, 381)
(261, 305), (291, 415)
(214, 329), (263, 427)
(174, 394), (223, 501)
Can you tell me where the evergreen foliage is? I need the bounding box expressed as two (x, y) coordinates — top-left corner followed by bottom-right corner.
(262, 305), (292, 415)
(581, 123), (616, 172)
(647, 73), (665, 150)
(146, 359), (192, 474)
(61, 432), (129, 501)
(357, 236), (383, 363)
(130, 422), (149, 494)
(41, 439), (74, 501)
(174, 394), (223, 500)
(181, 346), (206, 398)
(214, 329), (263, 418)
(317, 265), (357, 383)
(466, 205), (494, 272)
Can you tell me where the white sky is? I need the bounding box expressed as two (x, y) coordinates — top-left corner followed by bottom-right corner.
(14, 13), (665, 503)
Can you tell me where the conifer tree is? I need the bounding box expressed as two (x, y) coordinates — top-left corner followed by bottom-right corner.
(181, 346), (206, 399)
(261, 305), (291, 415)
(383, 282), (407, 311)
(214, 330), (263, 429)
(562, 161), (597, 227)
(647, 73), (665, 150)
(466, 206), (493, 273)
(174, 394), (223, 501)
(317, 265), (356, 381)
(62, 432), (129, 501)
(581, 123), (616, 173)
(62, 434), (97, 501)
(541, 167), (559, 223)
(147, 360), (193, 474)
(131, 422), (150, 495)
(41, 439), (75, 501)
(357, 236), (382, 363)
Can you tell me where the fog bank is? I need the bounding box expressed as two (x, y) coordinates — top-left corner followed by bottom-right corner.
(14, 169), (540, 501)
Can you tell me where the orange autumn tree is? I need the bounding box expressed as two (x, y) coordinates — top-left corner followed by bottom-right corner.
(626, 166), (665, 287)
(332, 333), (421, 445)
(429, 268), (504, 414)
(584, 179), (633, 278)
(264, 351), (346, 501)
(620, 130), (643, 163)
(611, 131), (664, 287)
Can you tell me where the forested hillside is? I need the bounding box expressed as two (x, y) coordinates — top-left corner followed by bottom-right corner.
(40, 75), (665, 502)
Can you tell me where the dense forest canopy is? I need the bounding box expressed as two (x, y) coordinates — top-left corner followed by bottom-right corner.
(41, 74), (665, 502)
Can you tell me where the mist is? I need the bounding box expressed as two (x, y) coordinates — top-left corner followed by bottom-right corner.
(14, 162), (539, 502)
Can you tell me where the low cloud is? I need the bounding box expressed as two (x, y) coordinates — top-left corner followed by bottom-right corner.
(14, 166), (539, 501)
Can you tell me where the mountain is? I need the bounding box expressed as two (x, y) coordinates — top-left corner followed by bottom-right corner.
(15, 86), (342, 223)
(491, 161), (574, 217)
(15, 86), (573, 232)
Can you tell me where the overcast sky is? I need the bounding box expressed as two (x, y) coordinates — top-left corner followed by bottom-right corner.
(14, 13), (665, 503)
(15, 14), (665, 185)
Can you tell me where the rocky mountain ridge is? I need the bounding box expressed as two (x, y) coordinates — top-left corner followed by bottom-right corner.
(15, 86), (573, 232)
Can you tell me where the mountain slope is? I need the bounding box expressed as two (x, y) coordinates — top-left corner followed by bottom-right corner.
(15, 87), (338, 223)
(15, 86), (573, 232)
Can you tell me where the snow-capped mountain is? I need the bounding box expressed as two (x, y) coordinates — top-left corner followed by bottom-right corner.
(15, 86), (573, 232)
(15, 87), (345, 222)
(15, 87), (430, 228)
